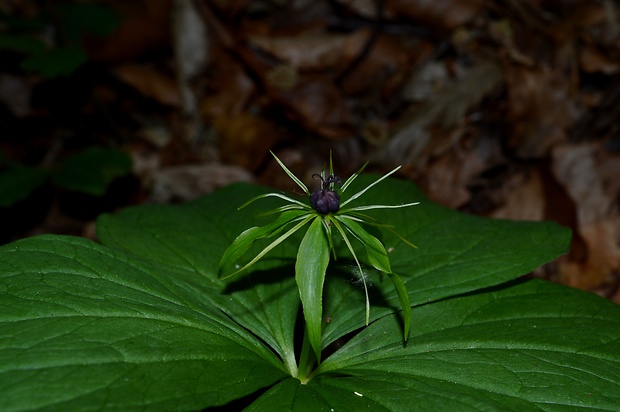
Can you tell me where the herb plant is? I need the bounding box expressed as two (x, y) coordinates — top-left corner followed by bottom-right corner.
(219, 152), (418, 374)
(0, 146), (132, 208)
(0, 2), (119, 77)
(1, 155), (620, 411)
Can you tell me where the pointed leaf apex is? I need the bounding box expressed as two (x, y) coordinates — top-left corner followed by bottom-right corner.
(270, 151), (311, 196)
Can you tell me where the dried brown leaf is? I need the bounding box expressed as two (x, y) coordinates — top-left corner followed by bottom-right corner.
(267, 75), (353, 138)
(339, 30), (430, 96)
(388, 0), (484, 30)
(113, 64), (181, 107)
(249, 34), (349, 70)
(506, 67), (581, 158)
(579, 45), (619, 74)
(200, 52), (256, 117)
(149, 164), (253, 203)
(88, 0), (172, 62)
(552, 143), (620, 289)
(378, 59), (503, 166)
(423, 146), (479, 208)
(422, 132), (504, 209)
(337, 0), (484, 30)
(490, 170), (546, 221)
(335, 0), (384, 19)
(213, 113), (282, 171)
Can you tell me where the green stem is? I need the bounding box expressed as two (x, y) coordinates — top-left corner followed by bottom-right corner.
(296, 323), (316, 384)
(282, 348), (298, 377)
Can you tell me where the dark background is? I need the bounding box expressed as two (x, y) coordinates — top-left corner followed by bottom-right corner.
(1, 0), (619, 302)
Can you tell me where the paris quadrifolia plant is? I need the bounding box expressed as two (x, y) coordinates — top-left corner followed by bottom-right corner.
(218, 151), (419, 376)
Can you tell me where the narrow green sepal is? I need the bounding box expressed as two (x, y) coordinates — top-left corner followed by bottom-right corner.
(270, 151), (311, 196)
(339, 161), (369, 193)
(219, 210), (311, 279)
(330, 217), (371, 325)
(336, 216), (392, 274)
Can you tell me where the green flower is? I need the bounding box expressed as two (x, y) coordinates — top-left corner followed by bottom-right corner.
(219, 151), (419, 366)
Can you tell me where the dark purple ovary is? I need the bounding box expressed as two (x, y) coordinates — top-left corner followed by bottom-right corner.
(310, 190), (340, 214)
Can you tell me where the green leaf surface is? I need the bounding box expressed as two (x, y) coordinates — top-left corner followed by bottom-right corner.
(317, 175), (571, 345)
(385, 271), (411, 340)
(0, 166), (47, 207)
(97, 183), (297, 276)
(0, 34), (46, 55)
(97, 179), (571, 352)
(58, 2), (120, 39)
(345, 175), (570, 302)
(97, 184), (302, 372)
(1, 178), (607, 412)
(339, 165), (401, 208)
(21, 45), (87, 77)
(52, 147), (132, 195)
(335, 215), (392, 273)
(254, 279), (620, 411)
(0, 235), (286, 411)
(218, 209), (309, 277)
(296, 217), (330, 362)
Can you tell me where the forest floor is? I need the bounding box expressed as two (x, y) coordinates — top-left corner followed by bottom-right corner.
(1, 0), (619, 302)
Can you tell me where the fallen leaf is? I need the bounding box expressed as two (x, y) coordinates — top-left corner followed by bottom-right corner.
(490, 169), (546, 222)
(267, 74), (353, 139)
(249, 34), (349, 70)
(423, 133), (502, 209)
(113, 63), (181, 107)
(200, 51), (256, 118)
(579, 44), (619, 74)
(552, 143), (620, 289)
(213, 113), (283, 171)
(339, 30), (431, 96)
(337, 0), (484, 30)
(506, 66), (581, 158)
(378, 59), (503, 165)
(148, 164), (253, 203)
(88, 0), (172, 62)
(388, 0), (484, 30)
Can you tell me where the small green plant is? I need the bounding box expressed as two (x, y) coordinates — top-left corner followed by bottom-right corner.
(219, 152), (418, 374)
(1, 153), (620, 411)
(0, 2), (119, 77)
(0, 146), (132, 208)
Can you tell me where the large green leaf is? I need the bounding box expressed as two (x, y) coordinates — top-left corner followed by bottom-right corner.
(96, 184), (294, 276)
(97, 184), (303, 374)
(0, 235), (286, 411)
(319, 175), (571, 345)
(343, 176), (571, 304)
(249, 279), (620, 411)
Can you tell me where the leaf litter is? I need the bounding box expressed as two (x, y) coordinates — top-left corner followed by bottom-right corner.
(1, 0), (619, 302)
